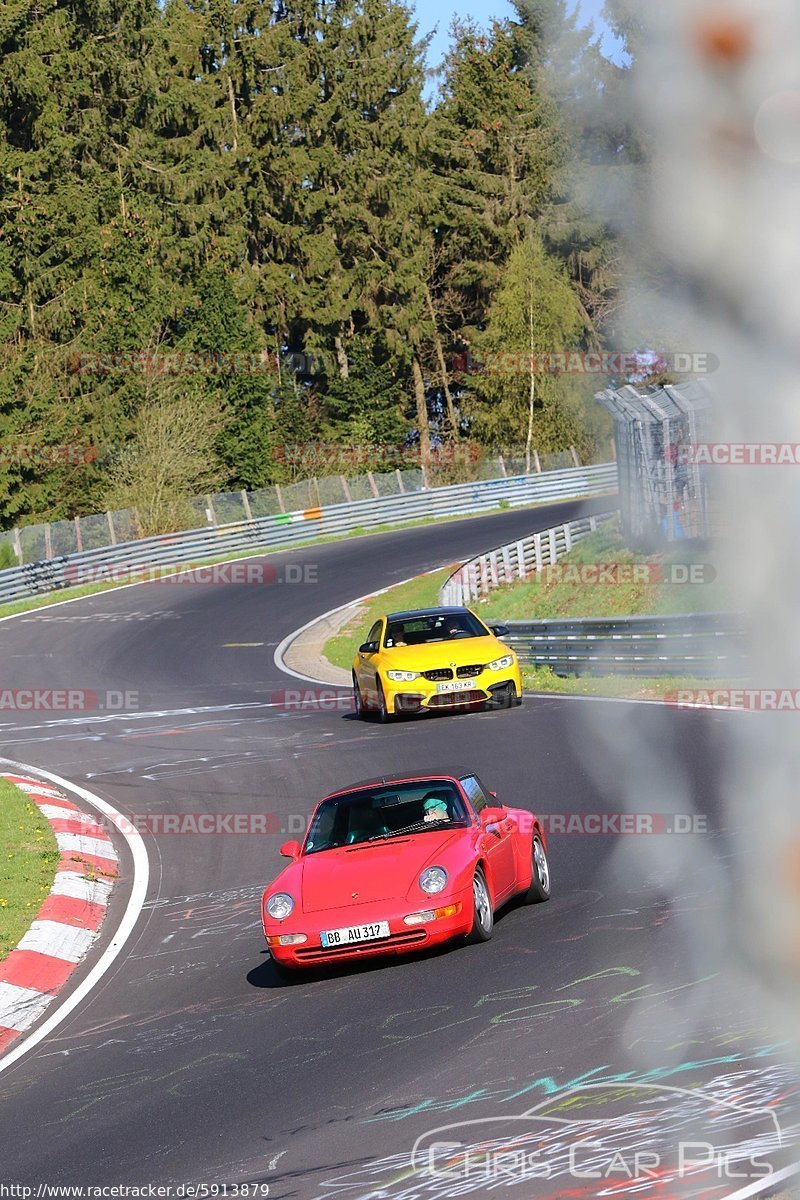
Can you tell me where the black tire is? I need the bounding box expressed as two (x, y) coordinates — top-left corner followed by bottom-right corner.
(468, 867), (494, 943)
(375, 678), (391, 724)
(489, 682), (516, 710)
(353, 674), (368, 721)
(525, 834), (551, 903)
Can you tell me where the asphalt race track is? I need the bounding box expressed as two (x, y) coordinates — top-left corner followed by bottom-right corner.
(0, 498), (794, 1198)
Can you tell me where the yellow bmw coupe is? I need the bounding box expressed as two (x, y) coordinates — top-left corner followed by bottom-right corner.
(352, 606), (523, 721)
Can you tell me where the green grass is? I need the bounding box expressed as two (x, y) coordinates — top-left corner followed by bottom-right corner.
(520, 667), (739, 700)
(470, 519), (732, 622)
(0, 776), (60, 962)
(324, 568), (452, 672)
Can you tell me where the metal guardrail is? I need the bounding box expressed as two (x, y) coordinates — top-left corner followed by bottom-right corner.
(439, 511), (746, 677)
(0, 463), (618, 606)
(502, 613), (748, 678)
(439, 511), (618, 606)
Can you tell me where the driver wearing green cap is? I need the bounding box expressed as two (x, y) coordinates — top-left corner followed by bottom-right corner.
(422, 793), (450, 823)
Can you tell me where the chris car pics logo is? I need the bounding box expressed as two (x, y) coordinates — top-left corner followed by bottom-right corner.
(411, 1082), (782, 1190)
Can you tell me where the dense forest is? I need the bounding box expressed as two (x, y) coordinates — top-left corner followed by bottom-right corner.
(0, 0), (642, 528)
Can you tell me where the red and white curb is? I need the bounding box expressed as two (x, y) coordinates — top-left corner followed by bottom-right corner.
(0, 760), (149, 1072)
(0, 774), (118, 1055)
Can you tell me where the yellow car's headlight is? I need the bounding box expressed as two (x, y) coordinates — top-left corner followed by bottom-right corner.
(487, 654), (514, 671)
(387, 670), (421, 682)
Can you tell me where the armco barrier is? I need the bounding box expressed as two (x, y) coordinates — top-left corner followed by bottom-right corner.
(439, 511), (617, 606)
(0, 463), (618, 606)
(502, 613), (748, 677)
(439, 510), (746, 677)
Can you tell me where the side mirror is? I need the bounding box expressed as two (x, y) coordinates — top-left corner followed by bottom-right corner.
(490, 624), (510, 638)
(358, 641), (378, 654)
(280, 840), (301, 859)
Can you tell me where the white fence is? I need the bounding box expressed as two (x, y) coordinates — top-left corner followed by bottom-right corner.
(439, 511), (618, 606)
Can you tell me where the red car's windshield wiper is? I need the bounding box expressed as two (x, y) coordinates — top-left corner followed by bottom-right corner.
(367, 818), (449, 841)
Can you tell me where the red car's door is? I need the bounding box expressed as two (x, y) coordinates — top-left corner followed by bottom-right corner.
(461, 775), (517, 901)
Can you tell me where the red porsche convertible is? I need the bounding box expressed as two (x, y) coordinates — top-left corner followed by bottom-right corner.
(261, 770), (550, 976)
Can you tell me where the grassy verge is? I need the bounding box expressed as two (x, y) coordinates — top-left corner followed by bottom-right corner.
(519, 667), (739, 700)
(321, 522), (735, 700)
(472, 519), (732, 622)
(324, 568), (453, 672)
(0, 777), (60, 962)
(0, 493), (610, 623)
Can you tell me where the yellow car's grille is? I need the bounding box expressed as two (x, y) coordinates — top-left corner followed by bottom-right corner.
(422, 668), (453, 681)
(456, 664), (483, 679)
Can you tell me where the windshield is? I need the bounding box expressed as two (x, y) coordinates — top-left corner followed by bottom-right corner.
(384, 611), (488, 648)
(304, 780), (469, 853)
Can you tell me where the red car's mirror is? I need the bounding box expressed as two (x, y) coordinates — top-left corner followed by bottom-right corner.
(280, 840), (301, 859)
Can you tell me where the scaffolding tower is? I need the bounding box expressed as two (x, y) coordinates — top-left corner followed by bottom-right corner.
(595, 380), (715, 548)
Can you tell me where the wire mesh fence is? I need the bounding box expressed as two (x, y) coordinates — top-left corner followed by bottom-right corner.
(4, 450), (591, 564)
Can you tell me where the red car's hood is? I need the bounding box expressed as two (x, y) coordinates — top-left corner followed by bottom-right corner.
(299, 830), (462, 912)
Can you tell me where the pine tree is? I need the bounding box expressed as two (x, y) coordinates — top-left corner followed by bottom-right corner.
(464, 234), (589, 458)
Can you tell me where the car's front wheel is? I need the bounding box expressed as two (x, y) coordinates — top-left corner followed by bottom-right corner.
(271, 957), (303, 984)
(353, 674), (368, 721)
(469, 868), (494, 942)
(525, 834), (551, 903)
(375, 678), (391, 724)
(489, 682), (517, 710)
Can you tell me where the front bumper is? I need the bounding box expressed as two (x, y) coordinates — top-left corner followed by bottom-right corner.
(384, 666), (522, 715)
(264, 888), (473, 969)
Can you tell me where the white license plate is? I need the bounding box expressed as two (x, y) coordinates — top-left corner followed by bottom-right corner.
(435, 679), (475, 693)
(320, 920), (390, 948)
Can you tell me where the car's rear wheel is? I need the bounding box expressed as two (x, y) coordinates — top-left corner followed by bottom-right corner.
(469, 868), (494, 942)
(353, 674), (368, 721)
(525, 834), (551, 903)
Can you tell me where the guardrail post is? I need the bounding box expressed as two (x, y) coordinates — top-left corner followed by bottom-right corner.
(564, 521), (573, 554)
(44, 524), (53, 560)
(205, 495), (217, 526)
(367, 472), (379, 499)
(570, 446), (580, 467)
(275, 484), (285, 513)
(394, 469), (405, 494)
(340, 476), (352, 502)
(534, 532), (543, 572)
(74, 517), (83, 554)
(241, 490), (254, 522)
(548, 527), (557, 564)
(106, 512), (117, 546)
(12, 527), (21, 563)
(502, 545), (512, 583)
